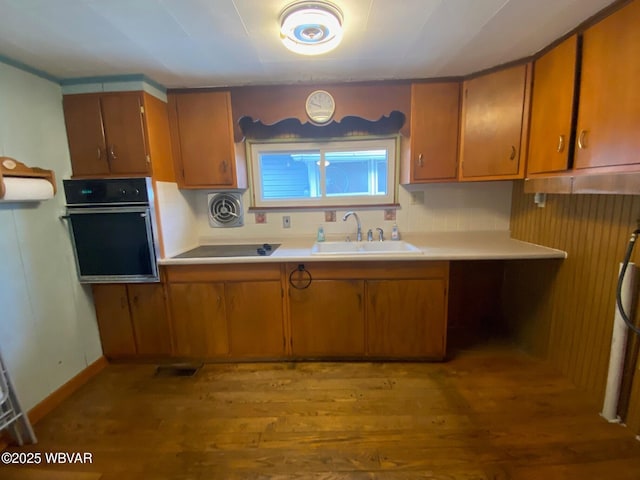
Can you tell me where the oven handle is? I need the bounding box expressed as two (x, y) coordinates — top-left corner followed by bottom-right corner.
(65, 206), (150, 215)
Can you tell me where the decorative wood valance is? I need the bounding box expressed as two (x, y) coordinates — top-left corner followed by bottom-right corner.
(239, 111), (406, 140)
(230, 82), (411, 142)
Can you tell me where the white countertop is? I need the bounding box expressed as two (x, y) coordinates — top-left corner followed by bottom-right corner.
(159, 231), (567, 265)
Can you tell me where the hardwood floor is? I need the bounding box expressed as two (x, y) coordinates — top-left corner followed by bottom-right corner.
(4, 343), (640, 479)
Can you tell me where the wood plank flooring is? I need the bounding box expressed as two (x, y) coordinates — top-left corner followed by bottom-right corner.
(3, 343), (640, 479)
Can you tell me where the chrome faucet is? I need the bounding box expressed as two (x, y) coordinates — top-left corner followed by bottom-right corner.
(342, 211), (362, 242)
(376, 228), (384, 241)
(367, 229), (373, 242)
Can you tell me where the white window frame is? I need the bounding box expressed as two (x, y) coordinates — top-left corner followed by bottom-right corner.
(248, 136), (399, 208)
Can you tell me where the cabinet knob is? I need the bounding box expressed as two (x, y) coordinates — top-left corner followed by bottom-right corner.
(97, 147), (102, 160)
(509, 146), (517, 161)
(416, 153), (424, 167)
(557, 135), (565, 153)
(578, 130), (588, 150)
(108, 145), (117, 161)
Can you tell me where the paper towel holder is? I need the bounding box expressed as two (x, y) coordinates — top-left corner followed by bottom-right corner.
(0, 156), (56, 199)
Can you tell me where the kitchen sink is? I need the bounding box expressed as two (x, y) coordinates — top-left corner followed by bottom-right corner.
(311, 240), (422, 255)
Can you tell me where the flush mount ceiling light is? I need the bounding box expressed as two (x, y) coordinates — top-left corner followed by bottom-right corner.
(279, 1), (344, 56)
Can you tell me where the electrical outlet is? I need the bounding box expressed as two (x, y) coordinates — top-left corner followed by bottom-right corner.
(282, 216), (291, 228)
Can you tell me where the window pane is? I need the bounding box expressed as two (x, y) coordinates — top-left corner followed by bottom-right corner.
(376, 161), (387, 194)
(250, 138), (397, 207)
(259, 151), (320, 200)
(325, 149), (388, 197)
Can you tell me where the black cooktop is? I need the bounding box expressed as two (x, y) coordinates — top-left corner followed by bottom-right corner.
(173, 243), (280, 258)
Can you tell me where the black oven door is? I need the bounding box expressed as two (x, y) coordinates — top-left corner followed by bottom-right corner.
(66, 206), (159, 283)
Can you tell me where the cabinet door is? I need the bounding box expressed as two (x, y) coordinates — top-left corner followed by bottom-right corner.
(289, 280), (365, 356)
(172, 92), (236, 187)
(226, 281), (285, 357)
(409, 82), (459, 182)
(127, 283), (172, 356)
(460, 64), (529, 179)
(63, 95), (110, 176)
(100, 93), (150, 175)
(91, 284), (136, 358)
(168, 283), (228, 357)
(575, 1), (640, 170)
(367, 279), (446, 358)
(528, 36), (578, 175)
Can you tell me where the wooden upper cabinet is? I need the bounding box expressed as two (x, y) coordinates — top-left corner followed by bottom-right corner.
(405, 82), (460, 183)
(527, 36), (578, 175)
(169, 91), (245, 189)
(63, 92), (150, 177)
(63, 95), (110, 176)
(574, 0), (640, 171)
(100, 93), (149, 175)
(459, 64), (531, 180)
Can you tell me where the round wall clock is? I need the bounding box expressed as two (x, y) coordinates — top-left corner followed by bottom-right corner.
(305, 90), (335, 125)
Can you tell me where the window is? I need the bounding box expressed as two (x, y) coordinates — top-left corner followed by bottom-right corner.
(249, 137), (398, 208)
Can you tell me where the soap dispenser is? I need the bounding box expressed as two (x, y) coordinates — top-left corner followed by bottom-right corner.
(391, 224), (400, 241)
(317, 225), (326, 242)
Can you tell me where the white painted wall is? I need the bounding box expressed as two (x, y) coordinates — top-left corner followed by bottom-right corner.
(0, 62), (102, 411)
(184, 181), (513, 245)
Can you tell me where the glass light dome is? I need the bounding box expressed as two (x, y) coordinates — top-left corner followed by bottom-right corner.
(279, 1), (344, 55)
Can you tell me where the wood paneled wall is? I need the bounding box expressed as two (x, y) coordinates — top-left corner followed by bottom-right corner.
(506, 181), (640, 431)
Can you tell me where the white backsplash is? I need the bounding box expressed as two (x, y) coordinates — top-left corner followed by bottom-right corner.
(177, 181), (513, 244)
(154, 181), (200, 257)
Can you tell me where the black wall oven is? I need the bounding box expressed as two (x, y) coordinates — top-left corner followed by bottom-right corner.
(63, 178), (160, 283)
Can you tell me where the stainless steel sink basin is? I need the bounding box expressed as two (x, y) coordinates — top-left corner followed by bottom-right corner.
(311, 241), (422, 255)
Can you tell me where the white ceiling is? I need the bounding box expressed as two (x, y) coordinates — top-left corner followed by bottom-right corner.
(0, 0), (616, 88)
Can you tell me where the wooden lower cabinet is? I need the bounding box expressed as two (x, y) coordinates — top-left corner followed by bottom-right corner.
(168, 282), (228, 357)
(286, 261), (449, 359)
(92, 284), (136, 358)
(289, 280), (365, 357)
(165, 264), (286, 359)
(367, 279), (447, 358)
(128, 283), (172, 356)
(93, 262), (449, 361)
(92, 283), (171, 358)
(226, 281), (285, 356)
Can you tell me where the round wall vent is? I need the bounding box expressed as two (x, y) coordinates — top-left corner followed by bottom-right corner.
(208, 192), (244, 228)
